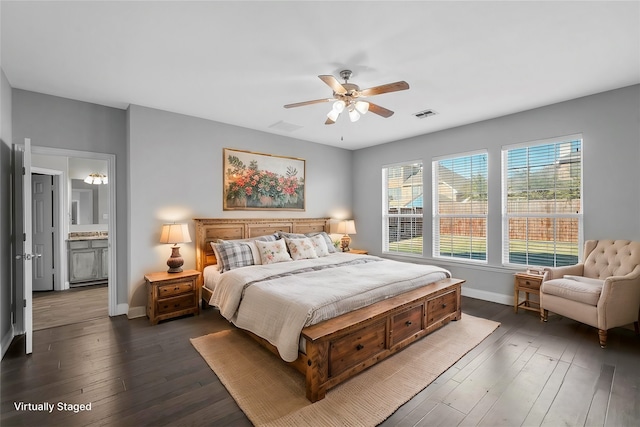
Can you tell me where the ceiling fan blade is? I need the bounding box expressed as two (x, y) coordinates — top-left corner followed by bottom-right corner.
(359, 81), (410, 97)
(318, 75), (347, 95)
(368, 102), (395, 118)
(325, 117), (336, 125)
(284, 98), (332, 108)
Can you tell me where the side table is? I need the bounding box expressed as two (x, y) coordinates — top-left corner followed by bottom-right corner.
(145, 269), (201, 325)
(514, 272), (544, 315)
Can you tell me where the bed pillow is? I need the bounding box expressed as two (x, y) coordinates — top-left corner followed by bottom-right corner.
(218, 234), (279, 265)
(307, 231), (336, 253)
(255, 239), (292, 264)
(309, 234), (330, 257)
(279, 231), (336, 253)
(212, 241), (255, 272)
(285, 237), (319, 261)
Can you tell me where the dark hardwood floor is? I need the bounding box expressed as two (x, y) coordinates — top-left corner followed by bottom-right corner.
(2, 296), (639, 426)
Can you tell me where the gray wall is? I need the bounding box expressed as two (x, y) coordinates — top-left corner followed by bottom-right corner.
(353, 85), (640, 303)
(127, 105), (353, 313)
(11, 90), (129, 306)
(1, 69), (13, 355)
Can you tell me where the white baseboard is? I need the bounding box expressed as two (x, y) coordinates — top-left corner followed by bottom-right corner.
(115, 303), (129, 316)
(462, 287), (512, 306)
(127, 305), (146, 319)
(1, 325), (15, 360)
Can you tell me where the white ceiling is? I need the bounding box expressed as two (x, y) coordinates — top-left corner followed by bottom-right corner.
(2, 1), (639, 150)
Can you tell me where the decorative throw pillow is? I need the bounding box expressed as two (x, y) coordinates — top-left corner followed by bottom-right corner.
(218, 234), (279, 265)
(285, 237), (319, 261)
(309, 234), (330, 257)
(280, 231), (336, 253)
(255, 239), (292, 264)
(307, 231), (336, 253)
(212, 241), (255, 272)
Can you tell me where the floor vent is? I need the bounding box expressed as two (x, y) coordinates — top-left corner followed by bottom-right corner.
(414, 109), (437, 119)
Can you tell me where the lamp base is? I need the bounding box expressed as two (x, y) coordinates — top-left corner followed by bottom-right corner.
(167, 245), (184, 273)
(340, 235), (351, 252)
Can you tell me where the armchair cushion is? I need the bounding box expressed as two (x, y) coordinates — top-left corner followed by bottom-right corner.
(541, 276), (603, 306)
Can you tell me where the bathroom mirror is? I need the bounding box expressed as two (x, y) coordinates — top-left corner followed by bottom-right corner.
(71, 179), (109, 225)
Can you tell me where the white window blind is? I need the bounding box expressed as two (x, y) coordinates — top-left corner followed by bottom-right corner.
(382, 162), (423, 255)
(502, 135), (583, 267)
(433, 151), (488, 262)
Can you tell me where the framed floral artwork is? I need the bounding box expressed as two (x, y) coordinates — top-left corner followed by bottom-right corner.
(223, 148), (305, 210)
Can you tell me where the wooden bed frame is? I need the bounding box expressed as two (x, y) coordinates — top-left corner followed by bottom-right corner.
(194, 217), (465, 402)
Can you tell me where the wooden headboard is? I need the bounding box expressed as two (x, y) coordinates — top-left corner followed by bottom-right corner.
(193, 217), (330, 278)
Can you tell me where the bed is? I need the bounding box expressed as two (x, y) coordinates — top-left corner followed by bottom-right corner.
(194, 217), (465, 402)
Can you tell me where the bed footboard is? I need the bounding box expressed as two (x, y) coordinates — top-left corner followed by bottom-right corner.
(301, 277), (464, 401)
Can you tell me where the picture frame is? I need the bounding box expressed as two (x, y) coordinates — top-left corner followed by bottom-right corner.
(223, 148), (305, 211)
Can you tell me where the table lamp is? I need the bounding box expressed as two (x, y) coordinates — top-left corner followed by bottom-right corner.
(159, 223), (191, 273)
(336, 220), (356, 252)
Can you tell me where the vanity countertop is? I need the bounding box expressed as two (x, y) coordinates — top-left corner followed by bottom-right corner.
(68, 232), (108, 241)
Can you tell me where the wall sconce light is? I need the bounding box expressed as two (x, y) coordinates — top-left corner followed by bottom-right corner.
(159, 223), (192, 273)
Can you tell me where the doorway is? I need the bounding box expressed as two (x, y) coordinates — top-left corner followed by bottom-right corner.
(30, 159), (112, 330)
(29, 147), (117, 324)
(30, 155), (112, 330)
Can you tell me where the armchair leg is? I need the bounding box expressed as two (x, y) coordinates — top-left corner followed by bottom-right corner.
(598, 329), (607, 348)
(541, 309), (548, 323)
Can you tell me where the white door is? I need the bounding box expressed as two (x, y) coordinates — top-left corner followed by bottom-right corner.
(32, 174), (55, 291)
(14, 138), (34, 354)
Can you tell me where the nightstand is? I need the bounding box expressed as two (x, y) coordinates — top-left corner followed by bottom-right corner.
(145, 269), (201, 325)
(347, 249), (368, 255)
(514, 272), (544, 314)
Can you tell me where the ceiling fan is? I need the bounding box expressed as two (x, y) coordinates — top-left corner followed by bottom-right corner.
(284, 70), (409, 125)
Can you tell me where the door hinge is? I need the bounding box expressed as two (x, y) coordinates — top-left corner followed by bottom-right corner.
(23, 299), (27, 308)
(23, 233), (26, 242)
(22, 167), (26, 175)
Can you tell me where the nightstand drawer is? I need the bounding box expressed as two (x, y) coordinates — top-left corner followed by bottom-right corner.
(156, 293), (196, 315)
(516, 276), (541, 291)
(157, 281), (194, 298)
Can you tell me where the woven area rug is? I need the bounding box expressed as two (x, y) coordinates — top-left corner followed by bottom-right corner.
(191, 314), (499, 427)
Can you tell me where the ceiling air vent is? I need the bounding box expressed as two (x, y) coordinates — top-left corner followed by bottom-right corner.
(413, 109), (437, 119)
(268, 120), (303, 132)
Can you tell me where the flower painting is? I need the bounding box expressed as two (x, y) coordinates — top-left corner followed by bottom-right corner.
(223, 148), (305, 210)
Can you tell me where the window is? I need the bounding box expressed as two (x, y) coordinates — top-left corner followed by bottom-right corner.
(382, 161), (423, 255)
(433, 151), (488, 262)
(502, 135), (582, 267)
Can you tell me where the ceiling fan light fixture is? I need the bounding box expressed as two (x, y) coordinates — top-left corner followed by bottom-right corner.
(348, 108), (361, 122)
(332, 100), (346, 113)
(355, 101), (369, 115)
(327, 109), (341, 122)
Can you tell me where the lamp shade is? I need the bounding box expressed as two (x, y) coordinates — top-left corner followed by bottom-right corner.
(355, 101), (369, 115)
(159, 223), (192, 244)
(336, 220), (356, 235)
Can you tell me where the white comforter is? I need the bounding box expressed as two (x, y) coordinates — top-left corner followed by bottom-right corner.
(207, 253), (450, 362)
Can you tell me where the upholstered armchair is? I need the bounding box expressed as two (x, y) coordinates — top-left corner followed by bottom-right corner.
(540, 240), (640, 347)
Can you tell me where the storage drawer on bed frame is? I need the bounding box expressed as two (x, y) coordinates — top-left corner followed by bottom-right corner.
(426, 289), (458, 327)
(329, 320), (387, 377)
(390, 303), (425, 346)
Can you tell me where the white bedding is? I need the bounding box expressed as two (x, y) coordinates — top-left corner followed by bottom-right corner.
(205, 253), (450, 362)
